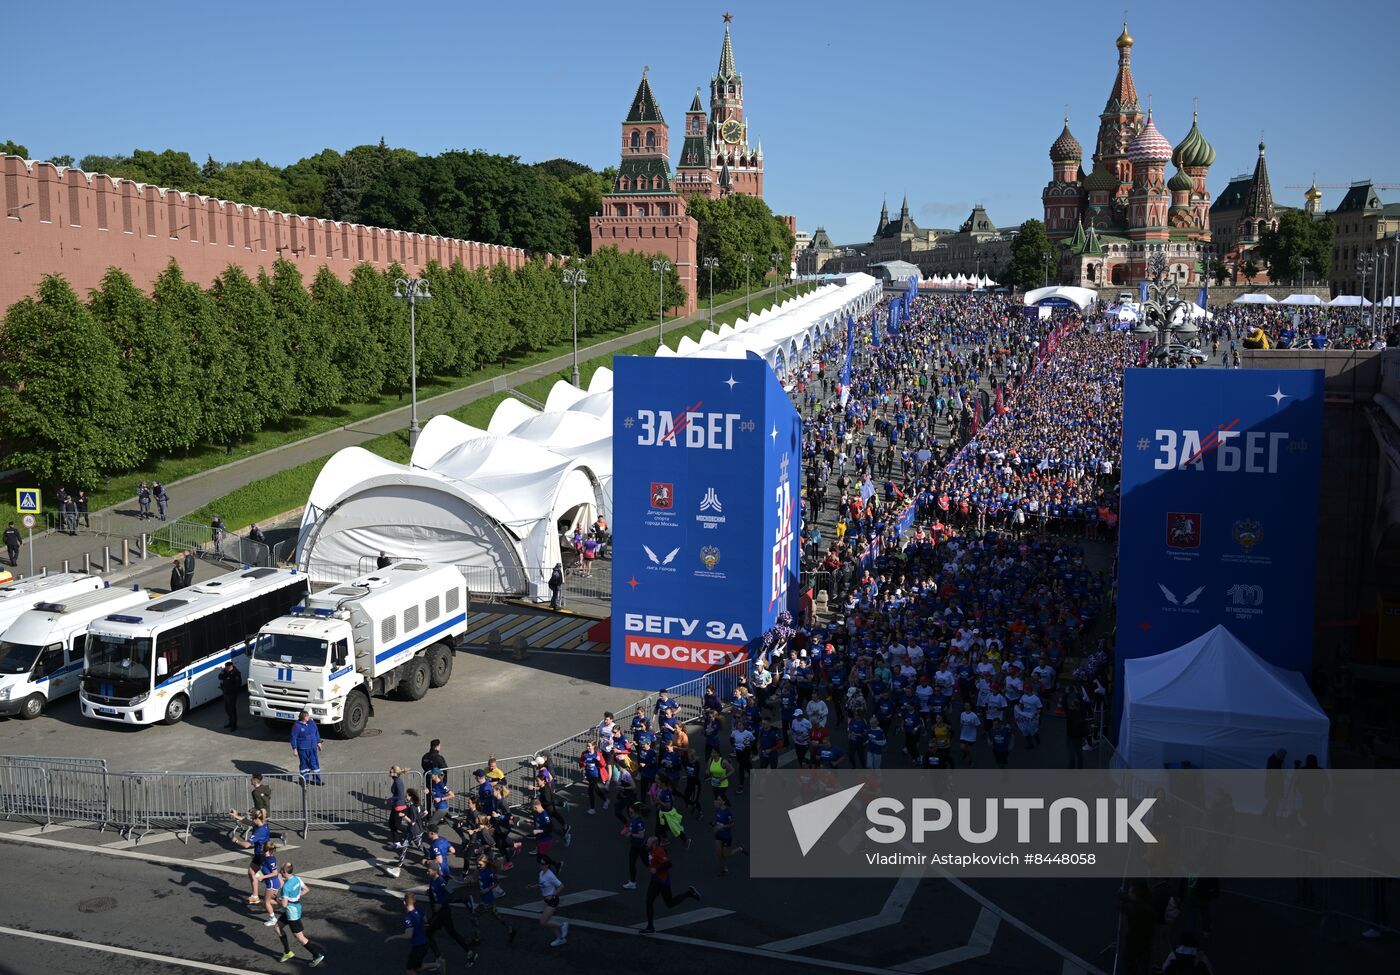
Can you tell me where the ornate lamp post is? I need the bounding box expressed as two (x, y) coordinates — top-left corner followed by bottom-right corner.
(1129, 251), (1200, 367)
(741, 252), (754, 316)
(771, 251), (782, 300)
(652, 258), (672, 343)
(702, 256), (719, 330)
(1357, 250), (1376, 335)
(392, 276), (432, 448)
(562, 262), (587, 388)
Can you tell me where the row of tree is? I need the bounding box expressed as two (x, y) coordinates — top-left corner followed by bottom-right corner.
(0, 251), (684, 488)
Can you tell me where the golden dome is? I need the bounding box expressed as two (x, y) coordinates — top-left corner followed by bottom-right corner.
(1116, 23), (1134, 49)
(1305, 182), (1322, 201)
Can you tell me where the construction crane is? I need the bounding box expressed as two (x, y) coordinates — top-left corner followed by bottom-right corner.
(1284, 181), (1398, 190)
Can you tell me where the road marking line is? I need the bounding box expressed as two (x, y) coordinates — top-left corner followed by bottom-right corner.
(942, 874), (1106, 975)
(1063, 961), (1090, 975)
(891, 906), (1000, 972)
(197, 845), (297, 864)
(761, 870), (920, 951)
(0, 924), (267, 975)
(632, 906), (734, 931)
(299, 857), (382, 879)
(102, 829), (182, 849)
(515, 888), (615, 913)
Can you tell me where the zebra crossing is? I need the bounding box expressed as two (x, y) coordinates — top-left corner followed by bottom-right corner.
(461, 608), (607, 653)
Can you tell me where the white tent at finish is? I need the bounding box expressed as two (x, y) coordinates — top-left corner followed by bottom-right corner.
(1279, 293), (1324, 306)
(1118, 624), (1329, 770)
(1231, 293), (1278, 305)
(1327, 295), (1372, 307)
(296, 273), (884, 597)
(1021, 285), (1099, 311)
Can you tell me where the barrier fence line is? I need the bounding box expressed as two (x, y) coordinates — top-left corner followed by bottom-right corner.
(0, 658), (753, 842)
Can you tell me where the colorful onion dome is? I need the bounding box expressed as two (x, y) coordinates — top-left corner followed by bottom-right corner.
(1050, 121), (1082, 164)
(1172, 112), (1216, 169)
(1127, 113), (1172, 164)
(1168, 168), (1194, 193)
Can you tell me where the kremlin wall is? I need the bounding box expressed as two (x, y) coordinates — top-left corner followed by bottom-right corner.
(0, 154), (529, 310)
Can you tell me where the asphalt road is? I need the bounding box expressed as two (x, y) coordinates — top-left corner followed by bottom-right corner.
(3, 630), (1394, 974)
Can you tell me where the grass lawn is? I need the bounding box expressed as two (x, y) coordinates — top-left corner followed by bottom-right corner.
(181, 283), (814, 536)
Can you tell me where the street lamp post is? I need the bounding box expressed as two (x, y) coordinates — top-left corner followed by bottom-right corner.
(741, 252), (754, 316)
(1389, 235), (1400, 334)
(771, 251), (782, 301)
(1299, 255), (1310, 290)
(702, 256), (719, 329)
(1042, 252), (1053, 288)
(562, 262), (587, 388)
(392, 276), (432, 448)
(1130, 251), (1200, 367)
(1357, 251), (1376, 335)
(652, 258), (672, 343)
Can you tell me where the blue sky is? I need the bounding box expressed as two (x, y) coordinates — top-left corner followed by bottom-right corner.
(7, 0), (1396, 244)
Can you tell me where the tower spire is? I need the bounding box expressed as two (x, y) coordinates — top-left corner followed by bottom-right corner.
(717, 13), (738, 81)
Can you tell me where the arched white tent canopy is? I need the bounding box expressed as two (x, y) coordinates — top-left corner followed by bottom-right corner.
(485, 397), (539, 436)
(1280, 294), (1324, 307)
(296, 273), (883, 594)
(1023, 285), (1099, 310)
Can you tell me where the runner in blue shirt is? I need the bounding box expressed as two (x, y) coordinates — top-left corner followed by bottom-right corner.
(622, 802), (649, 889)
(866, 723), (888, 769)
(712, 795), (749, 875)
(273, 863), (325, 966)
(385, 890), (436, 973)
(989, 718), (1013, 769)
(426, 771), (453, 828)
(423, 862), (478, 965)
(237, 811), (275, 905)
(424, 825), (455, 882)
(757, 719), (783, 770)
(255, 843), (283, 926)
(847, 715), (869, 769)
(473, 855), (517, 944)
(580, 740), (607, 813)
(530, 798), (562, 871)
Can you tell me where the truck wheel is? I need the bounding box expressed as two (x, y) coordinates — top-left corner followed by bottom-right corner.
(162, 694), (188, 725)
(334, 690), (370, 740)
(398, 659), (430, 701)
(427, 644), (454, 687)
(18, 694), (45, 720)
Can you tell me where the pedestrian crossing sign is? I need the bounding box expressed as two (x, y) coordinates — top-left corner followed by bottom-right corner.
(15, 489), (41, 515)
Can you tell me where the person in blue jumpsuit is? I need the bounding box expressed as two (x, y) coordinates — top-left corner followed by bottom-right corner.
(291, 710), (323, 785)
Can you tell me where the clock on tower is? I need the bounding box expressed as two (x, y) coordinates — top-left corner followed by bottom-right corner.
(721, 118), (743, 145)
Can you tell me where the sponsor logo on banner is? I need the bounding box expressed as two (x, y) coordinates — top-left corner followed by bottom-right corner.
(1165, 512), (1201, 549)
(696, 487), (727, 531)
(1157, 582), (1204, 614)
(628, 406), (754, 450)
(651, 483), (674, 509)
(1226, 583), (1265, 619)
(642, 545), (680, 573)
(1232, 519), (1262, 554)
(696, 545), (726, 581)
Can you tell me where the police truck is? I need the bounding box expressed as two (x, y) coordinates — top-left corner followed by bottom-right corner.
(0, 573), (106, 634)
(80, 567), (308, 726)
(0, 585), (151, 719)
(246, 561), (467, 739)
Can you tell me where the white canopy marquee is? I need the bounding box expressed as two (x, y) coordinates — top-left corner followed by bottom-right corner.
(1327, 295), (1372, 307)
(296, 273), (883, 595)
(1279, 293), (1324, 306)
(1022, 285), (1099, 311)
(1231, 293), (1278, 305)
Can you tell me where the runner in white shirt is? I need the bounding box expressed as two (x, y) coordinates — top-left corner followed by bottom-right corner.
(1015, 691), (1043, 749)
(1003, 670), (1024, 707)
(934, 664), (954, 691)
(984, 686), (1008, 727)
(1031, 657), (1056, 696)
(789, 710), (814, 766)
(958, 703), (982, 766)
(597, 713), (617, 756)
(531, 855), (568, 947)
(805, 695), (829, 731)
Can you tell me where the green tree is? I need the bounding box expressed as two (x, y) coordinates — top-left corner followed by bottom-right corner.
(50, 154), (74, 167)
(212, 266), (292, 431)
(110, 149), (202, 192)
(88, 267), (200, 458)
(152, 262), (250, 450)
(1241, 259), (1260, 284)
(0, 276), (135, 486)
(204, 159), (294, 211)
(1209, 260), (1229, 286)
(311, 266), (384, 402)
(282, 149), (341, 217)
(351, 263), (407, 395)
(1, 139), (28, 158)
(1005, 220), (1056, 292)
(1258, 209), (1334, 283)
(261, 259), (342, 414)
(688, 193), (794, 292)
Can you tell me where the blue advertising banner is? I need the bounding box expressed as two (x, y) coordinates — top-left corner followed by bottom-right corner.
(1116, 368), (1324, 696)
(610, 356), (802, 689)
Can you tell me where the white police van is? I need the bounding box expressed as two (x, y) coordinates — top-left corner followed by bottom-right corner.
(81, 567), (308, 726)
(0, 585), (151, 719)
(0, 573), (106, 635)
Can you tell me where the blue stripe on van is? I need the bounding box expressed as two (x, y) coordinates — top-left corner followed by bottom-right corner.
(155, 644), (244, 690)
(374, 613), (467, 664)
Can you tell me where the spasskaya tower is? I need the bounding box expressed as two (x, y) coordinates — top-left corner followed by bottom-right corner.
(675, 13), (764, 200)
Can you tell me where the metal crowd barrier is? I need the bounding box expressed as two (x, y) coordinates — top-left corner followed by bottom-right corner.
(152, 518), (273, 568)
(0, 658), (754, 841)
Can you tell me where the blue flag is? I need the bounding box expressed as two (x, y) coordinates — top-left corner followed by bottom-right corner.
(841, 317), (854, 407)
(871, 309), (881, 348)
(1197, 285), (1208, 309)
(1138, 281), (1148, 304)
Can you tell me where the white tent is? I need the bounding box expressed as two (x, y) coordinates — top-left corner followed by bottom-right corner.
(296, 273), (884, 594)
(1327, 295), (1372, 307)
(1118, 625), (1329, 770)
(1280, 293), (1324, 306)
(1022, 285), (1098, 311)
(1231, 293), (1278, 305)
(1383, 296), (1400, 308)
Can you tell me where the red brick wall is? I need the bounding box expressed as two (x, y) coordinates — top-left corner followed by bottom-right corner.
(589, 206), (698, 316)
(0, 155), (530, 309)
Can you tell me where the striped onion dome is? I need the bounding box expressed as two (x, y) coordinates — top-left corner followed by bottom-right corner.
(1127, 113), (1172, 164)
